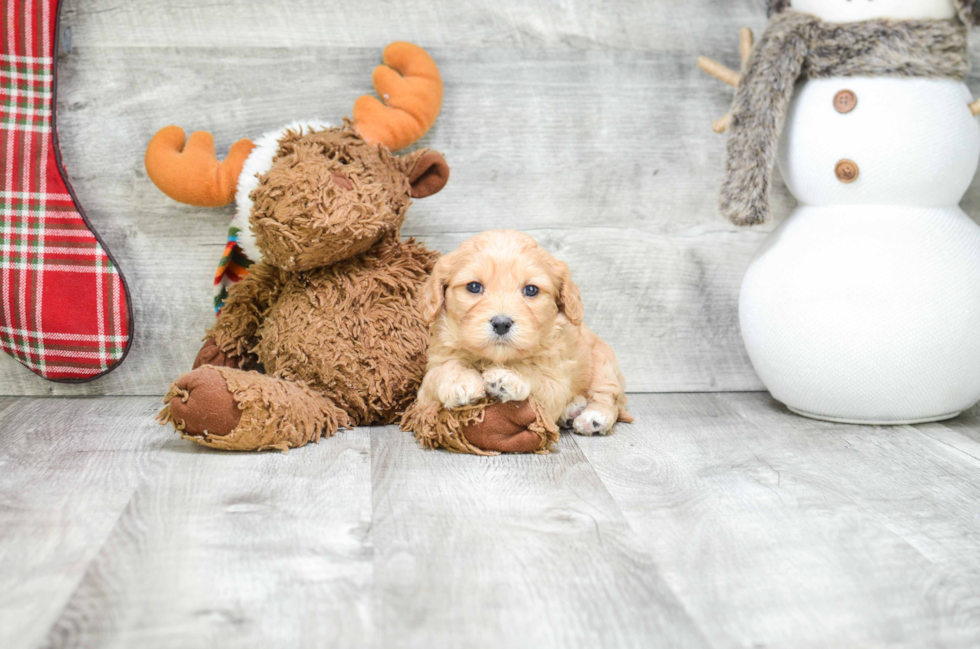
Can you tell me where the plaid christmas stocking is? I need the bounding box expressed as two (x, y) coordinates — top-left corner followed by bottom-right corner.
(0, 0), (133, 381)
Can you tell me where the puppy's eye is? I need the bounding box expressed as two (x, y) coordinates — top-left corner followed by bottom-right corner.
(523, 285), (540, 297)
(466, 282), (483, 295)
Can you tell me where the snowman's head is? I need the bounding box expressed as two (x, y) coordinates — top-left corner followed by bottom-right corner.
(769, 0), (980, 23)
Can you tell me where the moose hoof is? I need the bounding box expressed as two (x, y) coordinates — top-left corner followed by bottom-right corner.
(461, 400), (544, 453)
(168, 366), (242, 437)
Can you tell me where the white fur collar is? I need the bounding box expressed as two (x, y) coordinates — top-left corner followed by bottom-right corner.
(230, 120), (333, 263)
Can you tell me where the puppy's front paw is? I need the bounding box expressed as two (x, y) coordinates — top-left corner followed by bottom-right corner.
(482, 368), (531, 402)
(559, 396), (588, 429)
(438, 373), (487, 409)
(573, 408), (614, 436)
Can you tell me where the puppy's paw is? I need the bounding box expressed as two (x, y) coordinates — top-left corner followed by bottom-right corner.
(438, 373), (487, 409)
(482, 368), (531, 403)
(559, 396), (588, 429)
(573, 408), (614, 436)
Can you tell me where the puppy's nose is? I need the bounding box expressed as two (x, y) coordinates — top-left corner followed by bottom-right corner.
(491, 315), (514, 336)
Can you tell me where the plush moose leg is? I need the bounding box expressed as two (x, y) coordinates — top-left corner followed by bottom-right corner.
(158, 365), (347, 452)
(402, 399), (559, 456)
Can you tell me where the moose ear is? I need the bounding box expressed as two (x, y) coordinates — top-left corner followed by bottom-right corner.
(408, 150), (450, 198)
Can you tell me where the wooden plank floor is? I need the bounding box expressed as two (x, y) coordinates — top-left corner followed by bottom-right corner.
(2, 394), (979, 648)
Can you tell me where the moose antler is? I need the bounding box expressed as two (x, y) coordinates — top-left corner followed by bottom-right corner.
(353, 42), (443, 152)
(144, 126), (255, 207)
(698, 27), (754, 134)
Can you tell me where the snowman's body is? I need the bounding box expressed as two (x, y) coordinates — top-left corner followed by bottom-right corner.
(739, 0), (980, 423)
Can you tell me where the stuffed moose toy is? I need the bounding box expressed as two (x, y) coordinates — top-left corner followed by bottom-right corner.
(148, 43), (558, 454)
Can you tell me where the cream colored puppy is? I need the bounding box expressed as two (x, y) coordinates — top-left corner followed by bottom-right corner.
(417, 230), (631, 435)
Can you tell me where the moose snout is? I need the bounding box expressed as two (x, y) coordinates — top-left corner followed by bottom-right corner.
(490, 315), (514, 336)
(331, 172), (353, 190)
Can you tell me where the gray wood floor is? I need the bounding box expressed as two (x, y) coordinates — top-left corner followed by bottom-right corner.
(2, 393), (979, 648)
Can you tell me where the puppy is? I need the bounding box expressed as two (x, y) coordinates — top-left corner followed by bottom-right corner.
(417, 230), (631, 435)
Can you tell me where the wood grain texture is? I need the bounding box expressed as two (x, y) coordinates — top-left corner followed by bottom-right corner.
(369, 424), (707, 649)
(43, 434), (373, 649)
(59, 0), (765, 51)
(0, 397), (168, 647)
(2, 394), (980, 646)
(6, 0), (980, 398)
(0, 397), (372, 648)
(574, 393), (980, 648)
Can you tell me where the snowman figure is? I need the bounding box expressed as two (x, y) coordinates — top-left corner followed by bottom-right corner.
(700, 0), (980, 424)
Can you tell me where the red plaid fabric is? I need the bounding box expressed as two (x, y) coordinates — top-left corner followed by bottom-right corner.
(0, 0), (132, 381)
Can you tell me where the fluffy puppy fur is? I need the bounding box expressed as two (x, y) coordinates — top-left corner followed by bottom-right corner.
(416, 230), (632, 436)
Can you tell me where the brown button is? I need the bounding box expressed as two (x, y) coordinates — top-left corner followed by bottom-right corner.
(835, 159), (859, 183)
(833, 89), (857, 114)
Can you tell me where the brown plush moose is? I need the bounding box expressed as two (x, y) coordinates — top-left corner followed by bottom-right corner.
(147, 43), (556, 454)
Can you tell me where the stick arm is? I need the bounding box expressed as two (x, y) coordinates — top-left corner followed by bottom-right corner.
(698, 28), (754, 134)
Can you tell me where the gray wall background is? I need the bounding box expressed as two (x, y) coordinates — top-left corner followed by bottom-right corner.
(6, 0), (980, 396)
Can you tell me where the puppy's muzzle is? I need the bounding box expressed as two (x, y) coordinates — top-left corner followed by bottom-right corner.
(490, 315), (514, 337)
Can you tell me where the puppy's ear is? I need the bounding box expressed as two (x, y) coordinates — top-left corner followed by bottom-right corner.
(420, 250), (455, 325)
(554, 260), (584, 326)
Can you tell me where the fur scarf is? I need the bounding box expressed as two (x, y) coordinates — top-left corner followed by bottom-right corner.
(723, 9), (971, 225)
(768, 0), (980, 25)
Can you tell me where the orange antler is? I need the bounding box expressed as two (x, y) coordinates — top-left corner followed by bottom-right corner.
(144, 126), (255, 207)
(353, 42), (443, 151)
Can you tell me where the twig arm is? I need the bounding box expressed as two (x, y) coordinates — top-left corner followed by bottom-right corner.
(697, 56), (741, 88)
(699, 28), (753, 134)
(739, 28), (754, 68)
(712, 113), (732, 134)
(970, 98), (980, 117)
